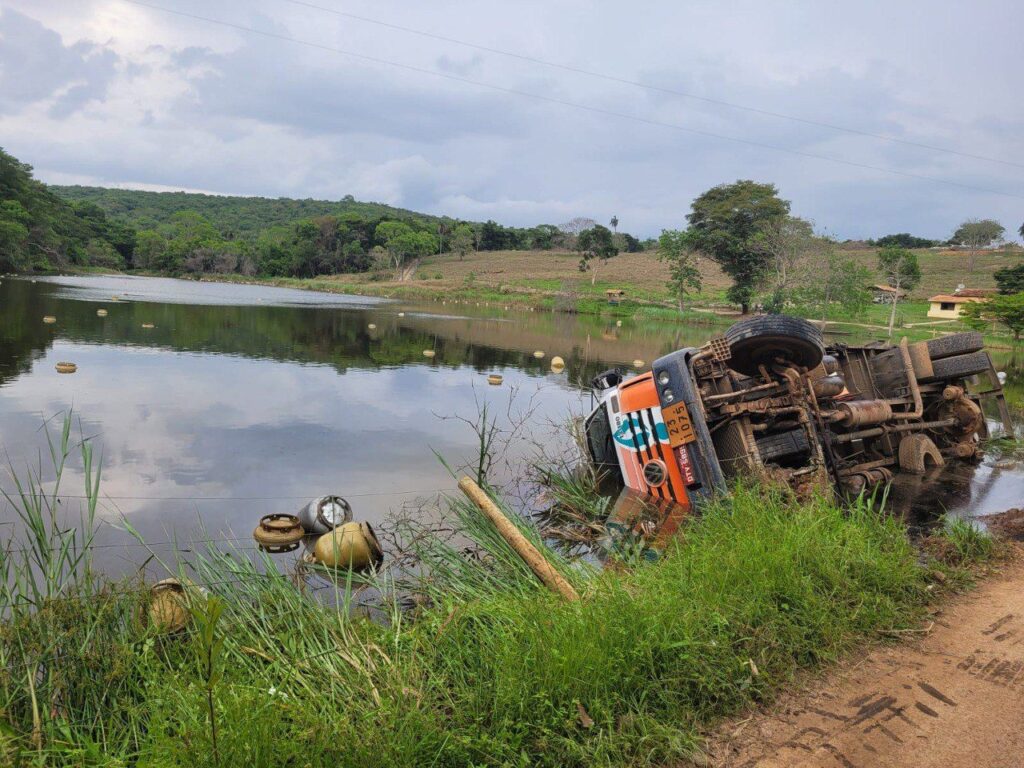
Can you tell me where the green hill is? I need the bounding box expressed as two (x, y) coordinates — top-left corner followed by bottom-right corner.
(51, 186), (444, 240)
(1, 149), (134, 272)
(4, 150), (624, 279)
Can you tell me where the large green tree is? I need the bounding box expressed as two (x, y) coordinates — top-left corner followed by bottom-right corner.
(951, 218), (1005, 273)
(994, 263), (1024, 295)
(576, 224), (618, 285)
(685, 180), (790, 313)
(877, 246), (921, 337)
(375, 221), (437, 280)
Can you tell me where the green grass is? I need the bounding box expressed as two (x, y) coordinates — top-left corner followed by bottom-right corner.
(982, 435), (1024, 460)
(0, 418), (997, 767)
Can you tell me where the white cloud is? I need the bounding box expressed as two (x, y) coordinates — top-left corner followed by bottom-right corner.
(0, 0), (1021, 239)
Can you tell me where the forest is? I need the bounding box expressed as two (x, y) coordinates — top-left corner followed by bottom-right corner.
(0, 147), (644, 279)
(0, 149), (135, 273)
(0, 145), (647, 280)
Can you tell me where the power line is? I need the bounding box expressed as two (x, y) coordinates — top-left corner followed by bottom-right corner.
(0, 487), (457, 501)
(281, 0), (1024, 171)
(118, 0), (1024, 201)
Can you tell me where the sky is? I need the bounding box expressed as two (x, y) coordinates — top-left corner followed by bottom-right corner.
(1, 0), (1022, 239)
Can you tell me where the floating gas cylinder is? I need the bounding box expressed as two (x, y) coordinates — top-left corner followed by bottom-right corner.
(313, 521), (383, 570)
(298, 496), (353, 535)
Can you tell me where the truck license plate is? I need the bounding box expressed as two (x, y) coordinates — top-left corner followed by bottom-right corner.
(662, 402), (696, 447)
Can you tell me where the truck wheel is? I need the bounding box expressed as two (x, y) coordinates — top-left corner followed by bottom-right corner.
(925, 332), (983, 361)
(725, 315), (824, 376)
(898, 434), (945, 474)
(925, 351), (991, 381)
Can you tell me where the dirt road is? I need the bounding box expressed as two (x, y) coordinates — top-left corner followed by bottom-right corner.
(704, 557), (1024, 768)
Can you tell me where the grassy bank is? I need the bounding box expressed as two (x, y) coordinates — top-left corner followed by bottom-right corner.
(1, 421), (995, 767)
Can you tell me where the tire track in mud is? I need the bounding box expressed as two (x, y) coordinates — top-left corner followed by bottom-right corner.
(702, 559), (1024, 768)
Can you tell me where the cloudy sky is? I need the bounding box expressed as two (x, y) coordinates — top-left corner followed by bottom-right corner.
(1, 0), (1021, 239)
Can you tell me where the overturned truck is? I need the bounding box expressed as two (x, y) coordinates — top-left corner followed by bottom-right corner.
(586, 316), (1012, 512)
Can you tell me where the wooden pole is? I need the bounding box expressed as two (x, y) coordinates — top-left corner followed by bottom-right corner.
(457, 476), (580, 601)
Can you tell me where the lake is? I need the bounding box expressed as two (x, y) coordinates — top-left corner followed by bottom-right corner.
(0, 274), (723, 577)
(1, 274), (1020, 577)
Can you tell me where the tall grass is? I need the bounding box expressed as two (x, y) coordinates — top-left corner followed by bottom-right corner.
(0, 421), (981, 766)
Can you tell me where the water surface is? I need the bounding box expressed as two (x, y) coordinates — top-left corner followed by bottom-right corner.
(1, 274), (1020, 577)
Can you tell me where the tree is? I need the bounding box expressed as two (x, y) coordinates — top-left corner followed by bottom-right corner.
(558, 217), (597, 251)
(450, 224), (475, 260)
(951, 219), (1005, 273)
(375, 221), (436, 280)
(751, 215), (821, 312)
(0, 147), (135, 272)
(528, 224), (558, 250)
(559, 217), (597, 237)
(375, 220), (414, 273)
(874, 233), (937, 249)
(1019, 221), (1024, 240)
(341, 240), (369, 273)
(961, 292), (1024, 343)
(656, 229), (702, 309)
(877, 246), (921, 337)
(795, 251), (872, 323)
(609, 215), (619, 233)
(576, 225), (618, 285)
(685, 180), (790, 313)
(994, 263), (1024, 295)
(478, 220), (520, 250)
(84, 238), (124, 269)
(437, 221), (451, 254)
(0, 200), (30, 271)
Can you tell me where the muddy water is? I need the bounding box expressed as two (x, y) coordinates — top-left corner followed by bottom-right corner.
(0, 274), (1020, 577)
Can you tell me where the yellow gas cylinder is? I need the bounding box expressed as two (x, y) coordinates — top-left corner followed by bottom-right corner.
(149, 579), (189, 633)
(313, 522), (383, 570)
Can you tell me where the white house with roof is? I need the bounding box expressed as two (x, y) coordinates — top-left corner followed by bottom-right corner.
(926, 287), (995, 319)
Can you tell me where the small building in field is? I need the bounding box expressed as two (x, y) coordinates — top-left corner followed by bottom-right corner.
(871, 284), (907, 304)
(926, 288), (995, 319)
(605, 289), (626, 305)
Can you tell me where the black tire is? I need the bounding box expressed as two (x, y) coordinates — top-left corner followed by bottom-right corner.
(898, 434), (944, 474)
(925, 351), (991, 381)
(725, 315), (824, 376)
(926, 332), (983, 361)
